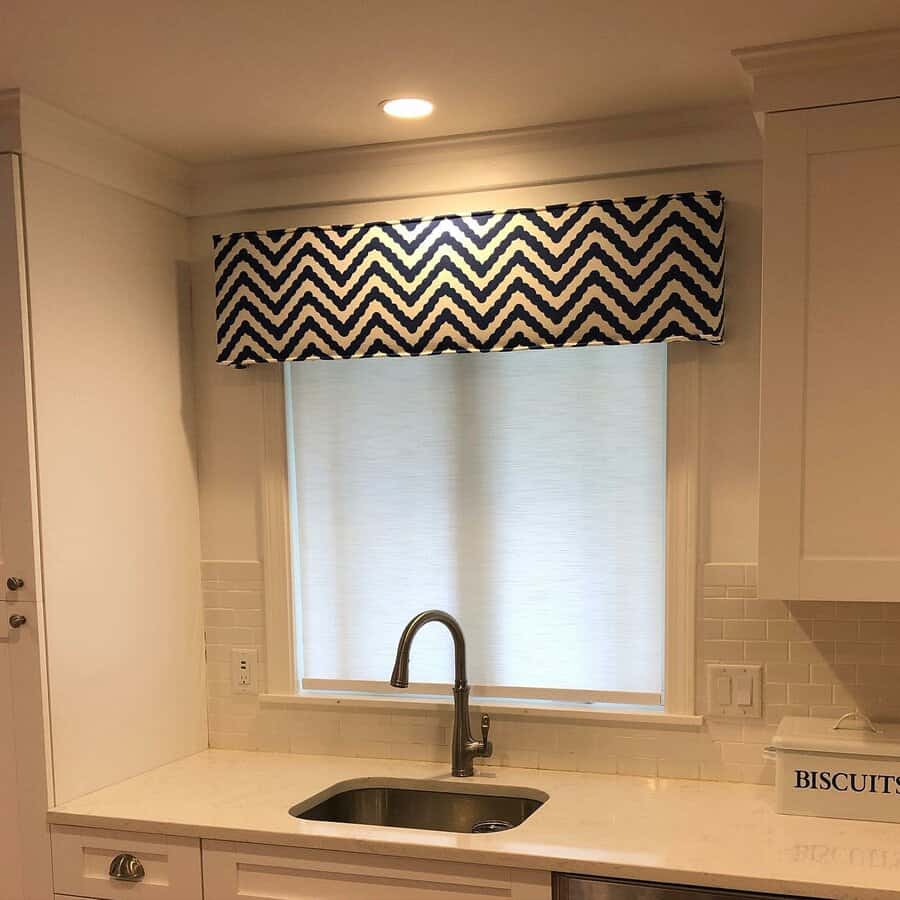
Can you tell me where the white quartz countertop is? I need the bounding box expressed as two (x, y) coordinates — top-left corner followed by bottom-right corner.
(48, 750), (900, 900)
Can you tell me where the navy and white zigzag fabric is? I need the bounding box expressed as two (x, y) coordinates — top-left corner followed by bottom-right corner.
(213, 191), (725, 367)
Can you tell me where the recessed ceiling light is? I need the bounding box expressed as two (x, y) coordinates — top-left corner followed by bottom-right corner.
(380, 97), (434, 119)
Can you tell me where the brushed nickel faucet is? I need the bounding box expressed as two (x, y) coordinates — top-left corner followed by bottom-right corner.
(390, 609), (493, 777)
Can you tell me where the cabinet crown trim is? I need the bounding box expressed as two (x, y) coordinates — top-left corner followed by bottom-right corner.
(733, 28), (900, 113)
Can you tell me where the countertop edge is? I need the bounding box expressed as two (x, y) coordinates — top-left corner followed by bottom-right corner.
(45, 808), (893, 900)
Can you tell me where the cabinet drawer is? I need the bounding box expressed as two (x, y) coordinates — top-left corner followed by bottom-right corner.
(202, 839), (550, 900)
(51, 825), (202, 900)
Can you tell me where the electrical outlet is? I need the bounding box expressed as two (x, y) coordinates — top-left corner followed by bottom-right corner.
(231, 648), (259, 694)
(706, 664), (762, 718)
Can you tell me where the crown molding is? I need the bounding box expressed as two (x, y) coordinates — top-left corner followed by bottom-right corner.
(189, 102), (760, 217)
(2, 90), (760, 221)
(733, 28), (900, 113)
(0, 90), (192, 214)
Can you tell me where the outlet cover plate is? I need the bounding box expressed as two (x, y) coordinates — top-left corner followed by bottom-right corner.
(706, 663), (762, 719)
(231, 648), (259, 694)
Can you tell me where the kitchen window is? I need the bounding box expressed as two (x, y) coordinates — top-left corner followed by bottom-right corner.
(265, 343), (698, 718)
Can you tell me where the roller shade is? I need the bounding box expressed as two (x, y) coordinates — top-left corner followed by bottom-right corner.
(213, 191), (725, 367)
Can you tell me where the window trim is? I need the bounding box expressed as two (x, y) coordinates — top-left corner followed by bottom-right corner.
(300, 679), (662, 708)
(259, 362), (295, 696)
(258, 690), (703, 727)
(260, 344), (699, 718)
(663, 342), (700, 716)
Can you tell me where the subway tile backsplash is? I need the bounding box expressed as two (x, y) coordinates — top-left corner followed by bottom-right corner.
(203, 560), (898, 784)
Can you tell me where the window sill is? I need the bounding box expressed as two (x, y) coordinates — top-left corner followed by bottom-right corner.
(259, 692), (704, 728)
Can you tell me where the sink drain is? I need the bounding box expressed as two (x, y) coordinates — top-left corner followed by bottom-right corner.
(471, 819), (513, 834)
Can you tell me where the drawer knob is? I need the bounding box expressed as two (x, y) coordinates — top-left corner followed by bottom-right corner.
(109, 852), (145, 882)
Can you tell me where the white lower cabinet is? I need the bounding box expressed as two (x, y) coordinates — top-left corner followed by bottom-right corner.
(50, 825), (203, 899)
(201, 839), (552, 900)
(51, 825), (551, 900)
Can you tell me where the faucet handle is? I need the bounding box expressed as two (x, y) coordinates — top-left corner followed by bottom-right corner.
(480, 713), (493, 758)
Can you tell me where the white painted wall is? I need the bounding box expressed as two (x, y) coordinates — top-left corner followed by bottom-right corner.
(190, 159), (761, 567)
(22, 158), (207, 803)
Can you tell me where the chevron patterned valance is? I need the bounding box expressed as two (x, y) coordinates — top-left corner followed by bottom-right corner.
(213, 191), (725, 367)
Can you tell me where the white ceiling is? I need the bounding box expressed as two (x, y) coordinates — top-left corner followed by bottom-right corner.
(3, 0), (900, 164)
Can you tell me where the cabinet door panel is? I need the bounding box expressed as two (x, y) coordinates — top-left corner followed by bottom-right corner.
(759, 97), (900, 602)
(202, 839), (550, 900)
(0, 153), (52, 900)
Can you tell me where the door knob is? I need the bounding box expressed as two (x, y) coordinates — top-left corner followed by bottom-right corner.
(8, 615), (26, 628)
(6, 577), (24, 592)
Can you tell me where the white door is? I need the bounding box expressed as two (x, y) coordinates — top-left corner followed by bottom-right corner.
(0, 153), (52, 899)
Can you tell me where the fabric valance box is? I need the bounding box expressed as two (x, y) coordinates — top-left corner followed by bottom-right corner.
(213, 190), (725, 367)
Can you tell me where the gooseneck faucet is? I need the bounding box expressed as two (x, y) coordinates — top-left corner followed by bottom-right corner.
(390, 609), (493, 777)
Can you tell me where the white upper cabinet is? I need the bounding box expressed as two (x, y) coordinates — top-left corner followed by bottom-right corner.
(758, 97), (900, 601)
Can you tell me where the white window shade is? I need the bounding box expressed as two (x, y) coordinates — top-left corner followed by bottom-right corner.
(289, 344), (667, 706)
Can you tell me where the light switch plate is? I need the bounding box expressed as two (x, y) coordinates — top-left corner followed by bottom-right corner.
(231, 648), (259, 694)
(706, 664), (762, 719)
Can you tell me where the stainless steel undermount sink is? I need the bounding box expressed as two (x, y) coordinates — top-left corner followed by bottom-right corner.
(289, 779), (547, 834)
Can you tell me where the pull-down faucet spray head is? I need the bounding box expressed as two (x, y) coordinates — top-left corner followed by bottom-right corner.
(390, 655), (409, 689)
